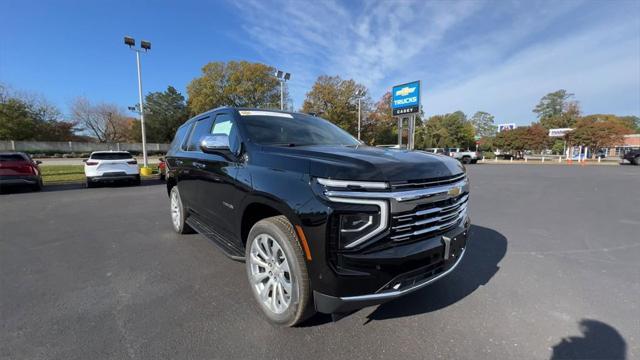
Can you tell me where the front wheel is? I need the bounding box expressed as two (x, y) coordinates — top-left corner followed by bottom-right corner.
(461, 156), (471, 164)
(246, 216), (314, 326)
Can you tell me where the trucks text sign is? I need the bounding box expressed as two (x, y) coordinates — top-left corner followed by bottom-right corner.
(392, 81), (420, 116)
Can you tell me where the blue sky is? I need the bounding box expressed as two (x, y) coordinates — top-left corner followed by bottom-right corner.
(1, 0), (639, 125)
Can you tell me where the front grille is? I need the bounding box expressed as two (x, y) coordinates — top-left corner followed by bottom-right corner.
(389, 193), (468, 242)
(390, 173), (466, 191)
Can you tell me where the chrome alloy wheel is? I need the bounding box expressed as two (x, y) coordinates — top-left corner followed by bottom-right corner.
(170, 190), (181, 230)
(249, 234), (293, 314)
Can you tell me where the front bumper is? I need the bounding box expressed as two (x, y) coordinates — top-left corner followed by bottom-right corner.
(313, 222), (469, 313)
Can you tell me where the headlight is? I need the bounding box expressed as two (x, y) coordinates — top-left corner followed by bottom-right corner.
(327, 197), (388, 249)
(339, 213), (380, 248)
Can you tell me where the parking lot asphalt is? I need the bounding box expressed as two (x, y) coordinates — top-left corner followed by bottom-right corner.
(1, 165), (639, 360)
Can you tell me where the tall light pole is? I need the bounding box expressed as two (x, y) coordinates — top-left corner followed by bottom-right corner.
(274, 69), (291, 110)
(124, 36), (151, 170)
(355, 89), (363, 140)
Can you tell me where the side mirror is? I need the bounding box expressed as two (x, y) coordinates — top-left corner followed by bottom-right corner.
(82, 159), (88, 163)
(35, 160), (42, 165)
(158, 157), (164, 162)
(200, 134), (230, 154)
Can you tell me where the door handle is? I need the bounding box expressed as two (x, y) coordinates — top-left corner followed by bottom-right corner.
(192, 162), (206, 169)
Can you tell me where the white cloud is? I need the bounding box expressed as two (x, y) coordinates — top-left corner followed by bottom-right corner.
(232, 0), (640, 122)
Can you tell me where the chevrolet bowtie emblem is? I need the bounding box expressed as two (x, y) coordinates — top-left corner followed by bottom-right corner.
(448, 186), (461, 197)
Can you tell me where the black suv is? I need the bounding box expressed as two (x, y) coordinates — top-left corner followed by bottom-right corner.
(165, 108), (470, 326)
(621, 148), (640, 165)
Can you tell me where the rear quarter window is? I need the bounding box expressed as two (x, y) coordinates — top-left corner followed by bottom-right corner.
(0, 154), (27, 161)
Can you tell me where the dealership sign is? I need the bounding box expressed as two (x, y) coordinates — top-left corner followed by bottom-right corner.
(548, 128), (573, 137)
(392, 81), (420, 115)
(497, 123), (516, 132)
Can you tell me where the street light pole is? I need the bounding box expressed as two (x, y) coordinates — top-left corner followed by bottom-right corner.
(135, 50), (148, 168)
(274, 69), (290, 111)
(280, 80), (284, 110)
(357, 97), (361, 140)
(124, 36), (151, 170)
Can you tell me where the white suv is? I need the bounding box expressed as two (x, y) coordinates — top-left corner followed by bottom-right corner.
(84, 151), (140, 187)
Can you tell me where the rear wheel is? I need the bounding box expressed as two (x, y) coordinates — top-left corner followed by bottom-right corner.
(246, 216), (314, 326)
(170, 186), (194, 234)
(32, 179), (43, 192)
(633, 156), (640, 165)
(86, 179), (94, 188)
(134, 175), (141, 186)
(461, 156), (471, 164)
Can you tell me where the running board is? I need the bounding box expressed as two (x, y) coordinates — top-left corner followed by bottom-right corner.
(186, 215), (245, 261)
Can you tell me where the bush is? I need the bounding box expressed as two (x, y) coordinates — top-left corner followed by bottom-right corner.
(482, 151), (496, 159)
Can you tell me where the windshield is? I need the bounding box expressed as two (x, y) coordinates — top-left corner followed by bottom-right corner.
(241, 113), (360, 147)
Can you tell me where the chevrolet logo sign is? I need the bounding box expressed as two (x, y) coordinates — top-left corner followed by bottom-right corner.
(447, 186), (462, 197)
(395, 86), (416, 97)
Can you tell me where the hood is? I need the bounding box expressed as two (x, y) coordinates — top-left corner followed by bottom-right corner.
(259, 145), (464, 182)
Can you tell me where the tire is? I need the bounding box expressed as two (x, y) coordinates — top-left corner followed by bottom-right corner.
(134, 175), (141, 186)
(633, 156), (640, 166)
(461, 156), (471, 164)
(86, 179), (94, 188)
(245, 215), (314, 327)
(169, 186), (194, 234)
(470, 159), (478, 164)
(32, 179), (43, 192)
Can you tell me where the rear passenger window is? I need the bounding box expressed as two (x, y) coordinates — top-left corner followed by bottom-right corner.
(186, 117), (213, 151)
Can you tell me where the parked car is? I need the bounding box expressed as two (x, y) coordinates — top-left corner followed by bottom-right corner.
(0, 152), (43, 191)
(158, 157), (166, 180)
(84, 151), (141, 187)
(448, 148), (479, 164)
(165, 107), (470, 326)
(621, 148), (640, 165)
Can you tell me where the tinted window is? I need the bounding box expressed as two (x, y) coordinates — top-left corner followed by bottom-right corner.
(186, 117), (213, 151)
(170, 123), (192, 152)
(241, 114), (359, 146)
(212, 113), (239, 153)
(90, 152), (133, 160)
(0, 154), (27, 162)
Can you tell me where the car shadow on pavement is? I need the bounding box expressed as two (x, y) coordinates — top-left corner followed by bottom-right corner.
(0, 179), (164, 194)
(362, 224), (507, 324)
(550, 319), (627, 360)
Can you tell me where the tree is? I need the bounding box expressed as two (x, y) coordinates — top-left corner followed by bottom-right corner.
(301, 75), (369, 136)
(419, 111), (475, 149)
(0, 85), (78, 141)
(567, 117), (633, 150)
(580, 114), (640, 133)
(469, 111), (497, 138)
(360, 92), (395, 145)
(533, 90), (581, 129)
(71, 98), (132, 142)
(144, 86), (189, 143)
(187, 61), (288, 114)
(493, 124), (550, 153)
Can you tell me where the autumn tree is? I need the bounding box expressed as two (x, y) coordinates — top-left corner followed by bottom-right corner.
(301, 75), (369, 136)
(70, 98), (133, 142)
(144, 86), (189, 142)
(187, 61), (289, 114)
(494, 124), (551, 153)
(567, 117), (633, 150)
(360, 92), (396, 145)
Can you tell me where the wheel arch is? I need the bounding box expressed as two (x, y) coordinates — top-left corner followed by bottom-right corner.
(239, 196), (301, 247)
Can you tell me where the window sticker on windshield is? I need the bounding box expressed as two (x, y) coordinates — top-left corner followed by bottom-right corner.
(239, 110), (293, 118)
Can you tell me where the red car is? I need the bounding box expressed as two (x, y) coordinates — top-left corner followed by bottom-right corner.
(0, 152), (43, 191)
(158, 157), (166, 180)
